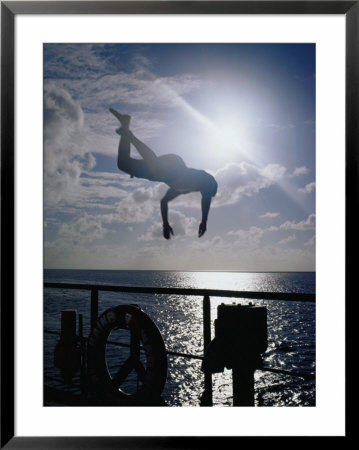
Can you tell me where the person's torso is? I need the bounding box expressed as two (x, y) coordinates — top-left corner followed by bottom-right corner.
(166, 168), (204, 193)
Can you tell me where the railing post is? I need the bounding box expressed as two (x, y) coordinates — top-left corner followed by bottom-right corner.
(202, 295), (212, 406)
(78, 314), (87, 400)
(232, 364), (255, 406)
(90, 289), (98, 332)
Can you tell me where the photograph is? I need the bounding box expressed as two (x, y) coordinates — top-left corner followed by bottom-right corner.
(43, 43), (316, 407)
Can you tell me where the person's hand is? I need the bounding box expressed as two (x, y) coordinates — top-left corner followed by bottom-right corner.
(198, 222), (207, 238)
(163, 223), (174, 240)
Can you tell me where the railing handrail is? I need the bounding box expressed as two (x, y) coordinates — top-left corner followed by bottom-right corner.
(44, 282), (315, 302)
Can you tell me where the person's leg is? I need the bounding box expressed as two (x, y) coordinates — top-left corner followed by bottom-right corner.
(126, 131), (186, 180)
(116, 128), (170, 180)
(112, 109), (186, 180)
(115, 112), (134, 174)
(109, 108), (131, 129)
(116, 133), (132, 173)
(110, 108), (157, 176)
(127, 131), (160, 173)
(115, 129), (157, 180)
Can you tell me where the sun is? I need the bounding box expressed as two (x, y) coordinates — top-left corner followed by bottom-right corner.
(200, 114), (250, 163)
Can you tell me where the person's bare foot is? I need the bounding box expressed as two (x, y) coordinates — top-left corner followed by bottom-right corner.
(115, 127), (131, 136)
(109, 108), (131, 128)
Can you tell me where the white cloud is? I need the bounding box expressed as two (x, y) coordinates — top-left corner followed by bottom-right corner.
(58, 214), (109, 243)
(260, 164), (287, 180)
(44, 84), (94, 206)
(138, 210), (197, 241)
(211, 162), (287, 207)
(43, 83), (167, 217)
(276, 214), (316, 231)
(298, 181), (316, 194)
(44, 44), (108, 79)
(228, 226), (264, 248)
(45, 235), (315, 271)
(304, 235), (316, 246)
(111, 193), (156, 224)
(87, 109), (166, 151)
(260, 212), (280, 219)
(116, 159), (292, 213)
(51, 71), (202, 113)
(277, 234), (296, 245)
(189, 235), (231, 255)
(291, 166), (310, 177)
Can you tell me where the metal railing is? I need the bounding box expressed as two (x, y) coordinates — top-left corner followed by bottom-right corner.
(44, 282), (315, 406)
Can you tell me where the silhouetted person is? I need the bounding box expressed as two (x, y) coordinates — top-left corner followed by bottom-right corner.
(110, 108), (218, 239)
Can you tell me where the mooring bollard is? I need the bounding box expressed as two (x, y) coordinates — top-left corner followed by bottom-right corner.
(201, 303), (267, 406)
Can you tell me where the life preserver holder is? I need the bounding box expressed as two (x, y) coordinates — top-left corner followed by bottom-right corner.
(87, 304), (167, 406)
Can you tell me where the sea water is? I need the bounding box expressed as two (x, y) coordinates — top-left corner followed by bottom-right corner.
(44, 270), (315, 406)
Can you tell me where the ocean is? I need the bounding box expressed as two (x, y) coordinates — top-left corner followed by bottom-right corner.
(44, 269), (315, 407)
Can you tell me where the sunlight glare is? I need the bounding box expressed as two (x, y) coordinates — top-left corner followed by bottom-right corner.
(201, 114), (250, 162)
(150, 70), (254, 164)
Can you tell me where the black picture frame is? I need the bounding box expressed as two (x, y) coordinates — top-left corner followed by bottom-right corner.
(1, 1), (354, 447)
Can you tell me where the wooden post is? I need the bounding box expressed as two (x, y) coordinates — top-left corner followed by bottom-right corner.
(202, 295), (212, 406)
(90, 289), (98, 332)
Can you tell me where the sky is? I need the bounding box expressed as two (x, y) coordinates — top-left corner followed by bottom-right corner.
(44, 43), (315, 271)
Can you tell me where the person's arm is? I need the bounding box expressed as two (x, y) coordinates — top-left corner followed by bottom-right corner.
(199, 194), (212, 237)
(160, 188), (181, 239)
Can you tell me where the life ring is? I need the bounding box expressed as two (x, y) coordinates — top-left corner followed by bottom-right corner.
(87, 304), (167, 406)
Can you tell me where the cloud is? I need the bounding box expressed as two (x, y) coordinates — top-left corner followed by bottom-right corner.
(43, 84), (167, 216)
(68, 157), (291, 216)
(44, 84), (84, 133)
(50, 71), (202, 114)
(260, 164), (287, 180)
(304, 235), (316, 246)
(138, 210), (197, 241)
(298, 181), (316, 194)
(277, 234), (296, 245)
(111, 192), (157, 224)
(145, 160), (289, 210)
(44, 44), (205, 162)
(58, 214), (109, 243)
(44, 44), (108, 79)
(291, 166), (310, 177)
(275, 214), (316, 231)
(260, 212), (280, 219)
(88, 107), (167, 147)
(211, 161), (287, 207)
(189, 235), (231, 256)
(228, 226), (264, 248)
(54, 185), (163, 243)
(74, 183), (166, 226)
(44, 84), (94, 206)
(45, 45), (202, 113)
(88, 188), (160, 226)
